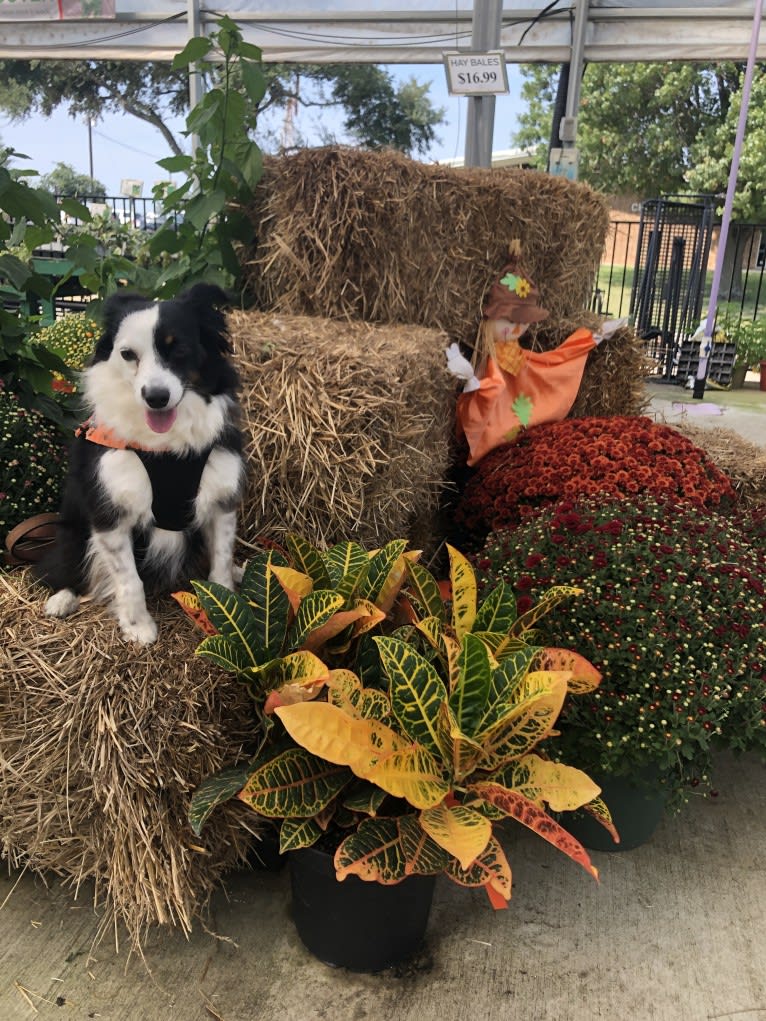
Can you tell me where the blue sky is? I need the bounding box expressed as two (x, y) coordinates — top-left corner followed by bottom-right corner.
(0, 63), (525, 197)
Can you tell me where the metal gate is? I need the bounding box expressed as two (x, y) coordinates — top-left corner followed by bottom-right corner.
(630, 195), (724, 383)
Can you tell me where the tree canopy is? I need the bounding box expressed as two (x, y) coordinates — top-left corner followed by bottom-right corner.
(514, 61), (766, 220)
(0, 59), (445, 159)
(38, 162), (107, 198)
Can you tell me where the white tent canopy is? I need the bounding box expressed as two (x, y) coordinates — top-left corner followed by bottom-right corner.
(0, 1), (763, 63)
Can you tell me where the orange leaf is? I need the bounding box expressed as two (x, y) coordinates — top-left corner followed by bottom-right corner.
(171, 591), (217, 636)
(530, 647), (602, 694)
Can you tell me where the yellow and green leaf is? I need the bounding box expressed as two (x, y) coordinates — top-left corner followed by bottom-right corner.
(195, 634), (257, 676)
(288, 589), (345, 649)
(447, 544), (477, 640)
(238, 747), (350, 818)
(476, 671), (570, 769)
(444, 835), (512, 904)
(420, 802), (492, 870)
(360, 539), (409, 610)
(468, 780), (599, 881)
(397, 814), (451, 875)
(342, 781), (388, 816)
(472, 580), (517, 636)
(405, 559), (447, 622)
(375, 636), (448, 757)
(191, 580), (264, 666)
(188, 762), (252, 835)
(324, 541), (370, 596)
(279, 816), (323, 852)
(326, 669), (390, 720)
(449, 632), (494, 737)
(473, 645), (537, 735)
(334, 816), (407, 884)
(509, 585), (583, 638)
(574, 796), (620, 846)
(529, 647), (602, 694)
(494, 753), (601, 812)
(238, 551), (291, 659)
(436, 701), (485, 782)
(286, 533), (330, 587)
(269, 564), (314, 614)
(365, 745), (450, 809)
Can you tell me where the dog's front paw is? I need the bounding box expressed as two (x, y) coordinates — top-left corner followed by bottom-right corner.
(119, 615), (158, 645)
(45, 589), (81, 618)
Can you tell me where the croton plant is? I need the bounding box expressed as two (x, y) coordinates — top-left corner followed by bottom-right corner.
(181, 536), (614, 907)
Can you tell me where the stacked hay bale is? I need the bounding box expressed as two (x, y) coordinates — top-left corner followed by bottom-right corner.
(0, 571), (259, 948)
(230, 311), (454, 551)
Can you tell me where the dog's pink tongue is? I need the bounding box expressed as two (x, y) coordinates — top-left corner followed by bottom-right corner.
(145, 408), (178, 434)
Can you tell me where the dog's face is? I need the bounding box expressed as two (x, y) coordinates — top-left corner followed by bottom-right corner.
(85, 284), (238, 451)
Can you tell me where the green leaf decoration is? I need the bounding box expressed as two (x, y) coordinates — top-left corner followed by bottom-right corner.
(473, 581), (517, 636)
(279, 817), (323, 853)
(449, 633), (494, 737)
(405, 560), (447, 622)
(189, 763), (252, 836)
(510, 585), (583, 638)
(238, 747), (351, 818)
(500, 272), (520, 292)
(334, 817), (407, 884)
(239, 551), (290, 661)
(288, 590), (345, 650)
(360, 539), (409, 607)
(191, 580), (264, 667)
(374, 636), (448, 757)
(511, 393), (534, 428)
(286, 534), (330, 587)
(323, 541), (369, 593)
(397, 814), (451, 875)
(195, 634), (257, 676)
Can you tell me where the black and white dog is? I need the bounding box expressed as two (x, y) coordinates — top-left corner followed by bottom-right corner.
(37, 284), (244, 644)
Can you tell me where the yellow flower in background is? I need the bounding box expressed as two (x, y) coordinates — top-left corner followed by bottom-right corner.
(37, 314), (99, 390)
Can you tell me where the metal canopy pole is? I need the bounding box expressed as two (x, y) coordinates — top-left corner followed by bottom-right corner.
(464, 0), (503, 168)
(559, 0), (589, 155)
(693, 0), (764, 399)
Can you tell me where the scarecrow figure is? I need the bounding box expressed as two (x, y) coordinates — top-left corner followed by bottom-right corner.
(446, 240), (624, 466)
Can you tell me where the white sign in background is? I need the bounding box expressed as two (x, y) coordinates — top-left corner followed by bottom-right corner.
(443, 51), (510, 97)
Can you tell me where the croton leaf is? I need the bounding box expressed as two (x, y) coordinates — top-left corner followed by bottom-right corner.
(473, 645), (537, 735)
(275, 700), (405, 777)
(365, 745), (450, 809)
(420, 802), (492, 870)
(238, 746), (350, 818)
(286, 534), (330, 587)
(279, 816), (323, 853)
(333, 816), (407, 884)
(405, 559), (447, 622)
(449, 632), (494, 737)
(447, 544), (477, 640)
(472, 580), (517, 636)
(436, 701), (485, 782)
(326, 669), (391, 720)
(238, 551), (290, 660)
(360, 539), (410, 611)
(397, 813), (451, 875)
(443, 834), (512, 905)
(509, 585), (584, 638)
(342, 781), (388, 816)
(299, 606), (368, 653)
(494, 753), (601, 813)
(529, 647), (602, 694)
(188, 762), (253, 836)
(269, 564), (313, 614)
(323, 541), (370, 595)
(195, 634), (257, 676)
(476, 670), (569, 769)
(374, 636), (448, 757)
(288, 590), (345, 650)
(468, 780), (599, 880)
(191, 580), (264, 666)
(576, 796), (620, 845)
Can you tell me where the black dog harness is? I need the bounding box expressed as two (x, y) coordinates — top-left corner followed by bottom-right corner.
(76, 419), (213, 532)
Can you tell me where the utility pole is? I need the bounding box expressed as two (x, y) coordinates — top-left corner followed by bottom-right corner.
(464, 0), (503, 168)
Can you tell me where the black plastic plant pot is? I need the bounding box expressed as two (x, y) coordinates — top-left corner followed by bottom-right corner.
(564, 767), (667, 852)
(288, 846), (436, 972)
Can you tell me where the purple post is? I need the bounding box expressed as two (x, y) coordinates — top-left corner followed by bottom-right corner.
(694, 0), (765, 399)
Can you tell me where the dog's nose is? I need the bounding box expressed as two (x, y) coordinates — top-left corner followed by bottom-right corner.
(141, 386), (171, 410)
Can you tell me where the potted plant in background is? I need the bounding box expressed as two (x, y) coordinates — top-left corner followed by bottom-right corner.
(183, 537), (612, 971)
(716, 304), (766, 388)
(471, 494), (766, 850)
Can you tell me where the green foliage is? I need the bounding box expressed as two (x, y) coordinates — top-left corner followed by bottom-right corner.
(0, 385), (68, 541)
(38, 162), (107, 199)
(514, 61), (755, 204)
(715, 303), (766, 368)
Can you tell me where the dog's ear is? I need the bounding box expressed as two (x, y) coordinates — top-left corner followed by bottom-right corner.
(93, 291), (154, 362)
(179, 283), (231, 311)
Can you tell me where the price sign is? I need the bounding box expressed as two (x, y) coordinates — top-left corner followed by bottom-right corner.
(443, 51), (509, 96)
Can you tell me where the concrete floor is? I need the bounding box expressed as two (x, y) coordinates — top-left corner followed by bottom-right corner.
(1, 751), (765, 1021)
(1, 377), (764, 1021)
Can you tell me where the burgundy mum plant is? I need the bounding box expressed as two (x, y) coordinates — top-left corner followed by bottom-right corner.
(472, 495), (766, 807)
(456, 416), (737, 547)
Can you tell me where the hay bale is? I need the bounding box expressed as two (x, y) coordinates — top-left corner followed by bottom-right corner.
(243, 147), (610, 342)
(668, 421), (766, 506)
(0, 570), (260, 948)
(230, 311), (456, 551)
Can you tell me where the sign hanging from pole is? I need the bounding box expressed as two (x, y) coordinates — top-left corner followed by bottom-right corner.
(443, 51), (509, 96)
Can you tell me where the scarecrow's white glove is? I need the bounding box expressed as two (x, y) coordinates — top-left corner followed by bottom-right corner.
(445, 343), (480, 392)
(594, 316), (629, 345)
